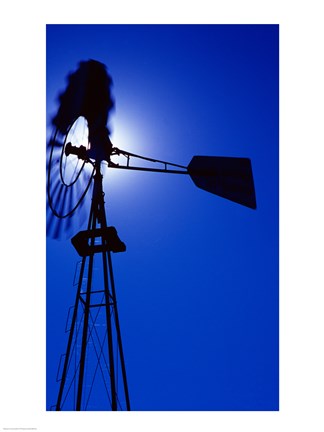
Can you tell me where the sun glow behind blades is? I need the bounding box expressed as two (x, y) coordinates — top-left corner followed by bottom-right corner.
(104, 114), (149, 188)
(61, 116), (92, 185)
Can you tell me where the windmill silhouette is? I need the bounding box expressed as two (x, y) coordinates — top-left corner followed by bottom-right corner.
(46, 59), (256, 411)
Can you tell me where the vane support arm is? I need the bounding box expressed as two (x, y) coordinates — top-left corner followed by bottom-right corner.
(107, 162), (188, 175)
(108, 147), (188, 174)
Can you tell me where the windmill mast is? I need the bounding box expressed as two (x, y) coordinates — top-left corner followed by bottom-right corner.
(56, 161), (130, 411)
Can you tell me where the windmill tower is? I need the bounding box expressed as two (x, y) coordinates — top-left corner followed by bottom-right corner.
(47, 60), (256, 411)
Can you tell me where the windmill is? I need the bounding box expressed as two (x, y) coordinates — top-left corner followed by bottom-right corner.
(46, 59), (256, 411)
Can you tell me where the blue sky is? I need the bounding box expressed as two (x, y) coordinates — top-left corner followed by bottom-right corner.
(46, 24), (279, 411)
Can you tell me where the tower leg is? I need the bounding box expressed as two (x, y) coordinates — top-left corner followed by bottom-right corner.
(56, 256), (87, 410)
(76, 252), (94, 410)
(107, 249), (131, 411)
(102, 247), (118, 410)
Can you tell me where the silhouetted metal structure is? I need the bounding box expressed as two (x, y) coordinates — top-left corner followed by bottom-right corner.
(47, 59), (256, 411)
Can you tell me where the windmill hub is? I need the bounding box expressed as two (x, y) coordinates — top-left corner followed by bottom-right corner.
(65, 140), (113, 163)
(65, 142), (88, 160)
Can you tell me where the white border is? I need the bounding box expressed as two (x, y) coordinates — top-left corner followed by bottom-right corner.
(1, 1), (324, 431)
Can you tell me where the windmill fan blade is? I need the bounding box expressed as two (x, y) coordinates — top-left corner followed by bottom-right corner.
(47, 137), (62, 150)
(188, 156), (256, 209)
(52, 59), (114, 135)
(46, 207), (57, 238)
(53, 187), (69, 238)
